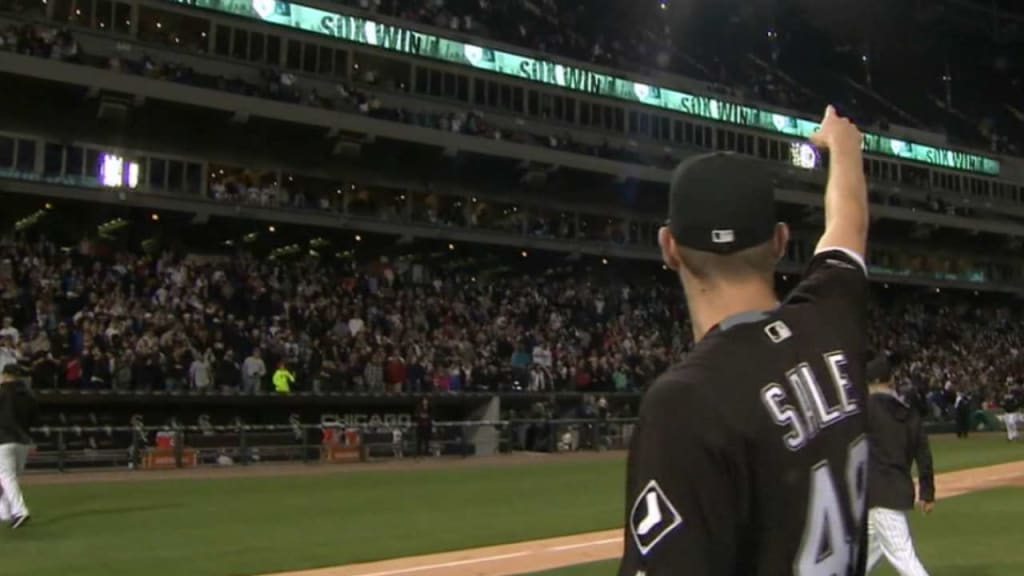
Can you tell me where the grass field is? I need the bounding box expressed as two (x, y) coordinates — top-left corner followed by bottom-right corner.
(530, 487), (1024, 576)
(1, 433), (1020, 576)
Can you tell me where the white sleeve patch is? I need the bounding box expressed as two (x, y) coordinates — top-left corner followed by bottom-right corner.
(630, 480), (684, 556)
(814, 246), (868, 276)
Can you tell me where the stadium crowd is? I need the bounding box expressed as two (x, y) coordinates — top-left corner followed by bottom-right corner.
(1, 12), (1022, 419)
(0, 235), (1021, 413)
(0, 238), (683, 395)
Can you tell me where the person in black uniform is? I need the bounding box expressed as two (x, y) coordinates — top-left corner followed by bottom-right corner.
(865, 356), (934, 575)
(415, 397), (433, 457)
(953, 389), (972, 439)
(619, 106), (871, 576)
(0, 364), (38, 529)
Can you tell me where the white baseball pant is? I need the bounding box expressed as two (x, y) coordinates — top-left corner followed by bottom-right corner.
(867, 507), (929, 576)
(1007, 413), (1019, 441)
(0, 443), (30, 521)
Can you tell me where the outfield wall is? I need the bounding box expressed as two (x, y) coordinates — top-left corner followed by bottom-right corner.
(28, 390), (641, 472)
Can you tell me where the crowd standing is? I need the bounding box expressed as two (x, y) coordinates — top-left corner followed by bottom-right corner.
(0, 236), (1021, 419)
(2, 14), (1023, 417)
(872, 298), (1024, 419)
(0, 238), (683, 395)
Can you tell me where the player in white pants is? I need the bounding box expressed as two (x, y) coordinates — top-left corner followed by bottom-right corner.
(0, 442), (30, 523)
(1007, 412), (1020, 441)
(0, 364), (37, 529)
(865, 357), (934, 576)
(868, 507), (931, 576)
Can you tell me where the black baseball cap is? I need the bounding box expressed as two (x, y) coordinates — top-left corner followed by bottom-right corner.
(667, 152), (777, 254)
(866, 356), (893, 384)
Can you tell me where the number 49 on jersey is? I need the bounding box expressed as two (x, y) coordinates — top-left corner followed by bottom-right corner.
(797, 435), (868, 576)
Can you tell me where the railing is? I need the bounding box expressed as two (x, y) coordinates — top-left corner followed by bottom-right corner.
(26, 417), (638, 473)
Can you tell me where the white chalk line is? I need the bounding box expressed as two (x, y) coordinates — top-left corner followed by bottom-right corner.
(546, 538), (622, 552)
(345, 536), (624, 576)
(350, 552), (532, 576)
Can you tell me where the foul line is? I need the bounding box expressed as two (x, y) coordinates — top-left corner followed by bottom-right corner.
(546, 538), (622, 552)
(350, 552), (532, 576)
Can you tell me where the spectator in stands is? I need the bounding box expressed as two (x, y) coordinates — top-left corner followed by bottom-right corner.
(272, 361), (294, 394)
(415, 397), (433, 457)
(0, 317), (17, 343)
(0, 335), (17, 375)
(215, 349), (240, 392)
(242, 348), (267, 394)
(363, 353), (384, 392)
(189, 350), (213, 391)
(385, 353), (406, 394)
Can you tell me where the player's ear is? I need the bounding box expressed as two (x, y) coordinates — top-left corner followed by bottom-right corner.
(658, 226), (682, 271)
(772, 222), (790, 263)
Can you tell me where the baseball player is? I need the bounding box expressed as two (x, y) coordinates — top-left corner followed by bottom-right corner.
(865, 356), (934, 575)
(0, 364), (38, 529)
(620, 106), (870, 575)
(1001, 386), (1021, 442)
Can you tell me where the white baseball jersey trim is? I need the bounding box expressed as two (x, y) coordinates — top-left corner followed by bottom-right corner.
(815, 246), (868, 276)
(867, 508), (929, 576)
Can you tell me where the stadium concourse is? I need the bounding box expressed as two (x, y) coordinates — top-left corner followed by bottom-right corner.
(340, 0), (1024, 155)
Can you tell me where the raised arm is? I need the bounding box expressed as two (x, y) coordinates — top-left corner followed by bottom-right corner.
(809, 106), (869, 260)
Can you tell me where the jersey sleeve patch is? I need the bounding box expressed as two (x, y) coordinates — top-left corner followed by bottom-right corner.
(629, 480), (684, 556)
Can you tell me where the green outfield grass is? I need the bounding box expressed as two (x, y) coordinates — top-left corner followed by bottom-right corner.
(530, 487), (1024, 576)
(1, 433), (1020, 576)
(1, 458), (626, 576)
(924, 432), (1023, 474)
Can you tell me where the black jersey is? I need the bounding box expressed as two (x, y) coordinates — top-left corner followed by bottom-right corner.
(619, 249), (869, 576)
(866, 390), (934, 511)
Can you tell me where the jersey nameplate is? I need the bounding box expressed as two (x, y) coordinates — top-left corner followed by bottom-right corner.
(760, 352), (860, 451)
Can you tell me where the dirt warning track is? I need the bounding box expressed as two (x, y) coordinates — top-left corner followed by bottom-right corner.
(262, 459), (1024, 576)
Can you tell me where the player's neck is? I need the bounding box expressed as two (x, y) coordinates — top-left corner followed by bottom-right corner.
(685, 280), (779, 342)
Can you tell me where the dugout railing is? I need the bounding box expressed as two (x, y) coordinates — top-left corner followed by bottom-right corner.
(25, 417), (638, 473)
